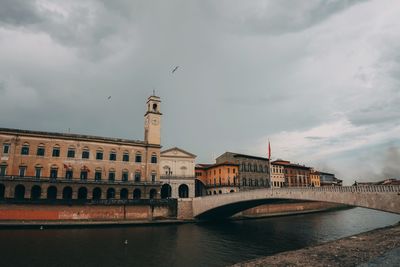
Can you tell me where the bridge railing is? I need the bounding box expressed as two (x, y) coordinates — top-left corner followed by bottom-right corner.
(270, 185), (400, 193)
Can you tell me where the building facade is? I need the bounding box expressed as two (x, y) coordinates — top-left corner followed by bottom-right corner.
(271, 163), (285, 188)
(310, 170), (321, 187)
(0, 95), (163, 201)
(216, 152), (270, 188)
(195, 162), (239, 195)
(320, 172), (342, 186)
(160, 147), (196, 199)
(272, 160), (311, 187)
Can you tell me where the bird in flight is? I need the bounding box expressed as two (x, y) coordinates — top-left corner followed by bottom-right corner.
(172, 66), (179, 73)
(107, 96), (111, 100)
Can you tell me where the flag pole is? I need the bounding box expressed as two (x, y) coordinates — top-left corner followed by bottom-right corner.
(268, 139), (271, 188)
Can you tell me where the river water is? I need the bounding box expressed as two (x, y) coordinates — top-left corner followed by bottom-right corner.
(0, 208), (399, 267)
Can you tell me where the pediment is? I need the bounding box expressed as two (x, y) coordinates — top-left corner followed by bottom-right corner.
(161, 147), (196, 158)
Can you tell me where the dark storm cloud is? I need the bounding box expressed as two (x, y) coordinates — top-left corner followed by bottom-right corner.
(0, 0), (42, 26)
(206, 0), (368, 35)
(0, 0), (399, 184)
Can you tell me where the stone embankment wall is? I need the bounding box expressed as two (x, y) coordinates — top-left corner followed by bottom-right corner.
(0, 203), (175, 221)
(237, 201), (344, 218)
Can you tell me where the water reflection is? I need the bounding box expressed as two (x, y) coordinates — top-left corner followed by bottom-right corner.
(0, 208), (399, 267)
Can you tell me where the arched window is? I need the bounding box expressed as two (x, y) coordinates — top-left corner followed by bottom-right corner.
(109, 150), (117, 161)
(82, 147), (90, 159)
(14, 184), (25, 199)
(67, 146), (75, 158)
(151, 153), (157, 164)
(92, 187), (102, 200)
(19, 165), (26, 177)
(122, 169), (129, 182)
(2, 143), (10, 155)
(65, 165), (73, 179)
(34, 164), (42, 179)
(135, 152), (142, 163)
(52, 145), (60, 157)
(133, 188), (141, 199)
(161, 184), (172, 199)
(50, 165), (58, 179)
(108, 168), (115, 181)
(242, 178), (247, 186)
(0, 163), (7, 177)
(122, 151), (129, 162)
(47, 186), (57, 200)
(96, 148), (103, 160)
(37, 144), (45, 156)
(21, 143), (29, 155)
(178, 184), (189, 198)
(134, 171), (141, 182)
(254, 164), (258, 172)
(95, 168), (102, 181)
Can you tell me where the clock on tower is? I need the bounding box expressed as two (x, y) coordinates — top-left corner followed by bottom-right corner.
(144, 95), (162, 145)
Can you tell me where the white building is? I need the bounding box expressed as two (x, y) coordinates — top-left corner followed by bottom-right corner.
(160, 147), (196, 198)
(271, 163), (285, 188)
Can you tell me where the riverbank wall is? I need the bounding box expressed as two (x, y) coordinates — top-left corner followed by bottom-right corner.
(0, 198), (345, 226)
(235, 201), (347, 219)
(0, 199), (177, 223)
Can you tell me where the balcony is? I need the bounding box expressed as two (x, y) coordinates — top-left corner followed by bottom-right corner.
(0, 175), (163, 186)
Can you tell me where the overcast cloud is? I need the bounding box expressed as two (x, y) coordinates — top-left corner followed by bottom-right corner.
(0, 0), (399, 184)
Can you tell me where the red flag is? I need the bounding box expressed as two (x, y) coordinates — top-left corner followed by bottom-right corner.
(268, 140), (271, 160)
(63, 164), (68, 169)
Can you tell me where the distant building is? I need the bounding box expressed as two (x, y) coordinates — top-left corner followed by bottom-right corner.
(216, 152), (270, 188)
(310, 170), (321, 187)
(271, 160), (311, 187)
(320, 172), (342, 186)
(195, 162), (239, 195)
(159, 147), (196, 198)
(271, 163), (285, 187)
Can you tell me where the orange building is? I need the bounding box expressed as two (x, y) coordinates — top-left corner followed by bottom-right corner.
(195, 162), (239, 195)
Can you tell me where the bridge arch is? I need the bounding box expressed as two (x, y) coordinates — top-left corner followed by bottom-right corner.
(192, 186), (400, 220)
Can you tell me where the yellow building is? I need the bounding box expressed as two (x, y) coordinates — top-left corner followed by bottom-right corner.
(310, 170), (321, 187)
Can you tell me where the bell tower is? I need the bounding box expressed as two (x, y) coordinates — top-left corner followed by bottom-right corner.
(144, 95), (162, 145)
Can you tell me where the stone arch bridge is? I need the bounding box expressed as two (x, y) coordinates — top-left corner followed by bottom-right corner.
(189, 186), (400, 220)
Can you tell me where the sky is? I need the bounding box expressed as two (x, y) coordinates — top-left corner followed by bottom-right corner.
(0, 0), (399, 184)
